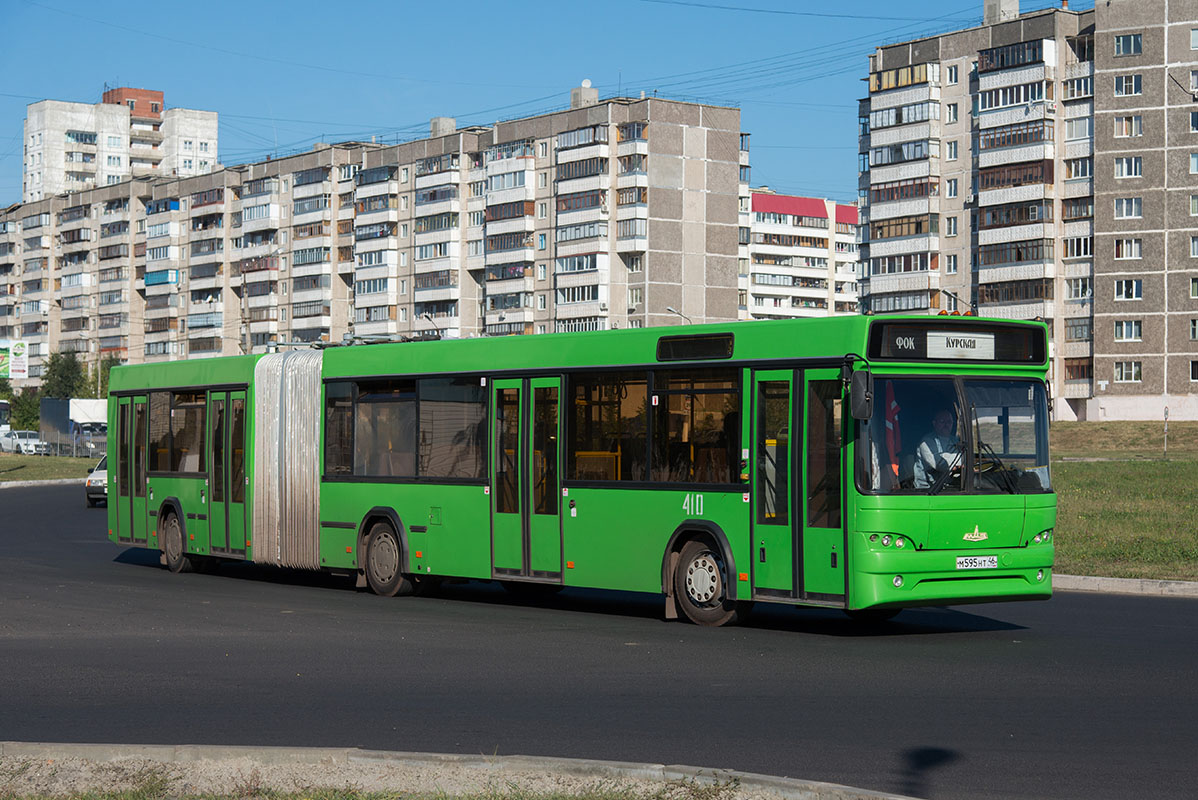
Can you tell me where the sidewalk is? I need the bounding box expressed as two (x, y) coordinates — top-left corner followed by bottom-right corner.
(0, 742), (918, 800)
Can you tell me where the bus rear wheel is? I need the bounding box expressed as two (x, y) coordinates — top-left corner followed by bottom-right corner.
(674, 539), (740, 627)
(365, 522), (413, 597)
(162, 513), (193, 574)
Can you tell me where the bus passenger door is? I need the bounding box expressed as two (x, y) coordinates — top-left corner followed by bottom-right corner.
(115, 397), (132, 543)
(800, 369), (846, 601)
(131, 397), (148, 543)
(750, 370), (796, 594)
(227, 391), (247, 555)
(490, 377), (563, 582)
(208, 391), (228, 553)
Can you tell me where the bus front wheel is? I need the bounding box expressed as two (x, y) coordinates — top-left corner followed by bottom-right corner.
(162, 513), (193, 574)
(673, 539), (740, 627)
(365, 522), (413, 597)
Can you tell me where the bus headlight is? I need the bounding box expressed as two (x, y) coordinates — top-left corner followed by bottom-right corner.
(881, 535), (892, 547)
(894, 537), (906, 549)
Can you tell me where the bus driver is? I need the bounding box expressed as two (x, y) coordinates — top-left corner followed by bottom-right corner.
(914, 409), (962, 488)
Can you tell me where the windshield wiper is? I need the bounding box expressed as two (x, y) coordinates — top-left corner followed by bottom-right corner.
(927, 440), (964, 496)
(971, 405), (1018, 494)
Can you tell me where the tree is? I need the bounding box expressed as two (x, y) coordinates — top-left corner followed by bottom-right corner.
(41, 351), (86, 399)
(82, 356), (123, 399)
(0, 376), (11, 401)
(11, 387), (40, 431)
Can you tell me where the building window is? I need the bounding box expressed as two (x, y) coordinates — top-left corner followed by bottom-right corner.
(183, 140), (193, 151)
(1191, 153), (1198, 174)
(538, 172), (548, 188)
(1113, 34), (1142, 56)
(1114, 197), (1142, 218)
(1191, 112), (1198, 133)
(1114, 157), (1142, 178)
(538, 202), (547, 219)
(537, 294), (546, 310)
(1191, 236), (1198, 257)
(1190, 319), (1197, 340)
(947, 65), (959, 84)
(1114, 279), (1142, 300)
(946, 216), (958, 237)
(946, 254), (957, 274)
(1065, 318), (1092, 342)
(1113, 361), (1142, 383)
(1192, 277), (1198, 298)
(401, 167), (409, 183)
(947, 141), (958, 161)
(1114, 75), (1142, 96)
(1065, 158), (1092, 179)
(537, 233), (546, 250)
(537, 263), (547, 280)
(1113, 238), (1142, 259)
(1066, 118), (1093, 140)
(946, 103), (958, 123)
(1113, 115), (1143, 137)
(1192, 361), (1198, 381)
(1192, 28), (1198, 49)
(946, 178), (958, 198)
(1113, 320), (1142, 341)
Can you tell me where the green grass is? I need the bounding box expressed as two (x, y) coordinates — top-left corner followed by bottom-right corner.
(1050, 420), (1198, 460)
(0, 453), (95, 483)
(1052, 459), (1198, 580)
(1048, 421), (1198, 581)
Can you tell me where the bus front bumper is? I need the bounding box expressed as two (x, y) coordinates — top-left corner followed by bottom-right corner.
(851, 545), (1054, 609)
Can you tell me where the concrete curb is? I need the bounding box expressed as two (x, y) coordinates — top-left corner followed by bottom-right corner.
(1053, 573), (1198, 598)
(0, 477), (83, 489)
(0, 742), (918, 800)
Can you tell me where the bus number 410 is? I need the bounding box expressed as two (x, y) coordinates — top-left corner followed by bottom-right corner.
(682, 493), (704, 516)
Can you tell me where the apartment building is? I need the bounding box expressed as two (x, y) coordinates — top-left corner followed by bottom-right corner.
(1, 87), (750, 387)
(737, 189), (860, 319)
(859, 0), (1198, 420)
(23, 88), (218, 203)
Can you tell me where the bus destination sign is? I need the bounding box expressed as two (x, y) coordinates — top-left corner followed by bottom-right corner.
(927, 331), (995, 360)
(868, 321), (1046, 364)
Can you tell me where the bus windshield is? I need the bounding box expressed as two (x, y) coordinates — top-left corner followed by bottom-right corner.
(858, 377), (1050, 495)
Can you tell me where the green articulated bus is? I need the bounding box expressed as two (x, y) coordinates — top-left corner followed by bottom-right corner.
(106, 315), (1055, 626)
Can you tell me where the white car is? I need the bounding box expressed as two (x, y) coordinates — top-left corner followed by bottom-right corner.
(0, 430), (51, 455)
(85, 455), (108, 507)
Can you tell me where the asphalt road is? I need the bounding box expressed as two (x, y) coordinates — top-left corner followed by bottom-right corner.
(1, 484), (1195, 800)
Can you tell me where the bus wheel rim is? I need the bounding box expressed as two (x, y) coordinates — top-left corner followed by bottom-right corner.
(371, 532), (399, 583)
(685, 552), (721, 604)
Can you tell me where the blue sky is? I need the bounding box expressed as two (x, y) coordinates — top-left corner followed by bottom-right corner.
(0, 0), (1092, 206)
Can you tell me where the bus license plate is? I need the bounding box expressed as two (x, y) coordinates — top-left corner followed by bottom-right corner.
(956, 556), (998, 570)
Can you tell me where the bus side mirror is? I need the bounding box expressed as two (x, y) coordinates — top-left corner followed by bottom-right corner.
(850, 371), (873, 421)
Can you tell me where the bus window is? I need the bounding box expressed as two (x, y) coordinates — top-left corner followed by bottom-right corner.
(170, 392), (207, 473)
(963, 379), (1051, 492)
(568, 372), (648, 482)
(417, 378), (486, 479)
(651, 369), (740, 484)
(148, 392), (171, 472)
(857, 378), (963, 494)
(324, 382), (353, 477)
(756, 381), (789, 524)
(354, 379), (416, 477)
